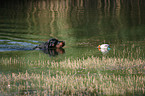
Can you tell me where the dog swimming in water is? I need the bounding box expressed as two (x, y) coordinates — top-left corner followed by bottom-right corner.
(33, 38), (65, 56)
(33, 38), (65, 50)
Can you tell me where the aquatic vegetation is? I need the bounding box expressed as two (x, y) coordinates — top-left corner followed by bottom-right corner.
(0, 54), (145, 95)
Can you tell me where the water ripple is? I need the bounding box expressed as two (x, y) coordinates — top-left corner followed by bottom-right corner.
(0, 39), (38, 52)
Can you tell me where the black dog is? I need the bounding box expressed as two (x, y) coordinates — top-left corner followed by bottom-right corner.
(33, 38), (65, 56)
(33, 38), (65, 50)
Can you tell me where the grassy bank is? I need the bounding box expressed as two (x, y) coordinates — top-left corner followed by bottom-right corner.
(0, 56), (145, 95)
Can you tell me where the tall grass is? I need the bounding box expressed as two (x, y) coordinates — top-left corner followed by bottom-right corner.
(0, 55), (145, 95)
(0, 46), (144, 95)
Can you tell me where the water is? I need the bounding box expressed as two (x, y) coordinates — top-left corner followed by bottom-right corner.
(0, 0), (145, 95)
(0, 0), (144, 75)
(0, 0), (145, 59)
(0, 0), (144, 60)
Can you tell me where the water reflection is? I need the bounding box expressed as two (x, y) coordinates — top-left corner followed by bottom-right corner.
(98, 48), (110, 55)
(0, 39), (38, 52)
(0, 0), (145, 46)
(41, 48), (65, 56)
(0, 0), (145, 56)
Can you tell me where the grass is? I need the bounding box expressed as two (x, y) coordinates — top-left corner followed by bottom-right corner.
(0, 46), (145, 95)
(0, 56), (145, 95)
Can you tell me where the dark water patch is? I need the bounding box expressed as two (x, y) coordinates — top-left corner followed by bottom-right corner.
(0, 39), (39, 52)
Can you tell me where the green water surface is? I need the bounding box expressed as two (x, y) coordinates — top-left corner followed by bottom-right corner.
(0, 0), (145, 81)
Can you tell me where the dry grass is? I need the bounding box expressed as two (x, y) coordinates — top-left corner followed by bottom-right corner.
(0, 55), (145, 95)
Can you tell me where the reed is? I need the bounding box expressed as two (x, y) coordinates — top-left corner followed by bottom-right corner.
(0, 55), (145, 95)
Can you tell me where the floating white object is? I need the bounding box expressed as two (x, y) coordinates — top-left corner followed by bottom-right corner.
(97, 44), (110, 49)
(97, 44), (111, 54)
(100, 48), (109, 54)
